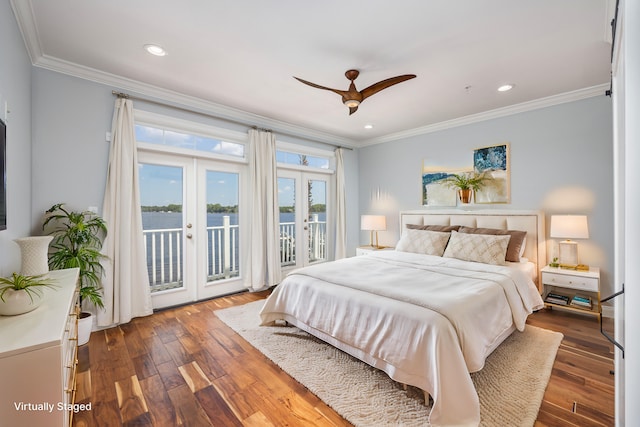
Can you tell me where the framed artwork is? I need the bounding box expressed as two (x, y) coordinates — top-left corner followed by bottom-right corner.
(422, 165), (469, 207)
(473, 143), (510, 204)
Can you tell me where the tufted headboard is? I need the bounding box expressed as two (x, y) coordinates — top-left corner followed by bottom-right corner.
(399, 210), (545, 288)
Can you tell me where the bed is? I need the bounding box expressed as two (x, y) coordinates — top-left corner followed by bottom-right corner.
(260, 210), (546, 427)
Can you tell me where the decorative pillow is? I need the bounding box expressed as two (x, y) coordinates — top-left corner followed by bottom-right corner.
(443, 231), (511, 265)
(396, 228), (451, 256)
(406, 224), (461, 232)
(458, 226), (527, 262)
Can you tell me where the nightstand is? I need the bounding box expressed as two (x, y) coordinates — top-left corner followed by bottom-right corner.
(541, 265), (601, 317)
(356, 246), (394, 256)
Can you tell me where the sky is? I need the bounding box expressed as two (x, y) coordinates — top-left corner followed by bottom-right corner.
(138, 165), (240, 207)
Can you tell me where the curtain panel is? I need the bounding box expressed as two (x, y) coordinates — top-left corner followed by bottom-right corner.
(334, 148), (347, 259)
(98, 98), (153, 326)
(243, 129), (282, 290)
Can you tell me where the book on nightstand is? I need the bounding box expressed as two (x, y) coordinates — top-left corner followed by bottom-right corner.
(570, 295), (592, 309)
(545, 292), (570, 306)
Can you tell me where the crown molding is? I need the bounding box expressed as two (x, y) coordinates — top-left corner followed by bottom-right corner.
(10, 0), (42, 63)
(362, 84), (610, 147)
(32, 54), (357, 148)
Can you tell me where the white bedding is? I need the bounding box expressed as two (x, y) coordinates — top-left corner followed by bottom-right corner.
(260, 250), (544, 427)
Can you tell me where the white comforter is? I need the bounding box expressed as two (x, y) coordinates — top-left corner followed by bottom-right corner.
(260, 251), (544, 427)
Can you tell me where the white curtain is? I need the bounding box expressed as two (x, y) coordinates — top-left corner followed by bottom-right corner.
(98, 98), (153, 327)
(243, 129), (282, 290)
(334, 148), (347, 259)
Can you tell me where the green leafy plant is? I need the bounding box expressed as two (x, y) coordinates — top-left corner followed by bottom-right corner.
(0, 273), (57, 303)
(549, 257), (559, 268)
(43, 203), (107, 309)
(442, 172), (489, 191)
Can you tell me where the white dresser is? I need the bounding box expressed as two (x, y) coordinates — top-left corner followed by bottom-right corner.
(0, 268), (80, 427)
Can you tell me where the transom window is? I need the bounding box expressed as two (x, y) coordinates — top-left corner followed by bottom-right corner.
(135, 124), (245, 158)
(276, 150), (330, 169)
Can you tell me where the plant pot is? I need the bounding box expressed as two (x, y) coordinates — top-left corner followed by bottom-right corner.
(457, 189), (473, 204)
(0, 288), (44, 316)
(78, 312), (93, 346)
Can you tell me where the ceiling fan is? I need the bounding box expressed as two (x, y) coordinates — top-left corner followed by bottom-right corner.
(294, 69), (417, 115)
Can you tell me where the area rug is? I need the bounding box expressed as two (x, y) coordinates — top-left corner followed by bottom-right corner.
(215, 300), (563, 427)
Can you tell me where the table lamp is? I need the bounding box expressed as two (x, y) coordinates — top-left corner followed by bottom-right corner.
(550, 215), (589, 268)
(361, 215), (386, 248)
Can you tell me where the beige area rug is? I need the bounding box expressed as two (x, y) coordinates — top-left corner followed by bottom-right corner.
(215, 300), (563, 427)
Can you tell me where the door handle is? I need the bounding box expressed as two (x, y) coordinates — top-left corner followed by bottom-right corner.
(186, 223), (193, 228)
(186, 233), (193, 239)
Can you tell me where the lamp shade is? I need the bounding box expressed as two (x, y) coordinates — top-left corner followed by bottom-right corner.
(550, 215), (589, 239)
(361, 215), (386, 231)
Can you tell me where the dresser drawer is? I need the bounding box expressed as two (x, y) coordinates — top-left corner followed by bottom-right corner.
(541, 271), (599, 292)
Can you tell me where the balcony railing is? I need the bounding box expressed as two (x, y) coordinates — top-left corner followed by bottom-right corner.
(143, 216), (326, 292)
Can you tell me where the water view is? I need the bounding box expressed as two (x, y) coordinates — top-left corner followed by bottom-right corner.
(141, 211), (326, 292)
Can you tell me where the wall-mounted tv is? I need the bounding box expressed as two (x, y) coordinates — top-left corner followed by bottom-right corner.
(0, 118), (6, 230)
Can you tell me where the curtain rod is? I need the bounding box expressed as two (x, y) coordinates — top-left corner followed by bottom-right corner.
(112, 90), (352, 151)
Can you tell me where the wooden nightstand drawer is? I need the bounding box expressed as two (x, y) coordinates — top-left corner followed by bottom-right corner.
(541, 271), (598, 292)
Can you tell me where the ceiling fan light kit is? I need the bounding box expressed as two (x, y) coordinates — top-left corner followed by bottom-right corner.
(294, 69), (416, 115)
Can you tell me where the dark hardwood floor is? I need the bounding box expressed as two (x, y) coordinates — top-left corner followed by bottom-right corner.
(72, 291), (614, 426)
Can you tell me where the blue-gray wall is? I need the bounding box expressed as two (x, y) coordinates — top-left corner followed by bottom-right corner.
(0, 0), (34, 275)
(358, 95), (614, 297)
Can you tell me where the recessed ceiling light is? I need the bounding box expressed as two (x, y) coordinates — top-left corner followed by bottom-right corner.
(364, 124), (374, 130)
(497, 84), (514, 92)
(144, 44), (167, 57)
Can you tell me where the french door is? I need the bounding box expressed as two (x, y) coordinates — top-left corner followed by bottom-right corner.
(138, 152), (245, 309)
(278, 170), (331, 270)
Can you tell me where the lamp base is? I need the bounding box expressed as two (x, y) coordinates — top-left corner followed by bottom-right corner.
(558, 240), (579, 266)
(559, 263), (590, 271)
(368, 230), (382, 249)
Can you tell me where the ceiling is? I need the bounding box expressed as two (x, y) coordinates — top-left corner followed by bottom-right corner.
(11, 0), (613, 147)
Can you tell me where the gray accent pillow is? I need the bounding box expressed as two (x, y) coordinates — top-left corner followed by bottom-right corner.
(406, 224), (461, 232)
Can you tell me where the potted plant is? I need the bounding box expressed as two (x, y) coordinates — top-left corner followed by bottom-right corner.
(0, 273), (57, 316)
(43, 203), (107, 345)
(443, 172), (488, 203)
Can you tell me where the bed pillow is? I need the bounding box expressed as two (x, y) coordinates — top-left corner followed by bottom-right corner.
(406, 224), (461, 232)
(395, 228), (451, 256)
(458, 226), (527, 262)
(443, 231), (511, 265)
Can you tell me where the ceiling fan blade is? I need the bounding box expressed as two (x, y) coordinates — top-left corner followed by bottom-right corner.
(294, 76), (348, 97)
(360, 74), (417, 101)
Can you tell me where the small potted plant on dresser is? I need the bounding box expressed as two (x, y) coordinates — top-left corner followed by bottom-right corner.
(0, 273), (57, 316)
(443, 172), (488, 204)
(43, 203), (107, 345)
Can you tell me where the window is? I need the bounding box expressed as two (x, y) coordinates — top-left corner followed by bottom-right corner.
(135, 124), (245, 158)
(276, 150), (330, 169)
